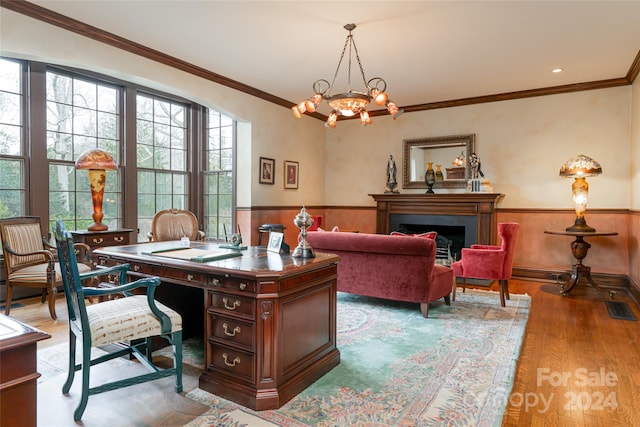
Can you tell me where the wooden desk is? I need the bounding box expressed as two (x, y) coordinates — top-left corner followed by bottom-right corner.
(93, 242), (340, 410)
(0, 314), (51, 427)
(544, 230), (618, 297)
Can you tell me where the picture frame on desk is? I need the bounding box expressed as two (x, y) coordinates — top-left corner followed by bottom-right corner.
(259, 157), (275, 184)
(284, 160), (299, 189)
(267, 231), (284, 253)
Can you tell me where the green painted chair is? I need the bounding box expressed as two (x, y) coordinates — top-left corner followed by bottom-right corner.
(52, 220), (183, 421)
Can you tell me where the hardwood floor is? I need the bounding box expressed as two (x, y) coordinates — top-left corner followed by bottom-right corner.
(502, 279), (640, 427)
(6, 279), (640, 426)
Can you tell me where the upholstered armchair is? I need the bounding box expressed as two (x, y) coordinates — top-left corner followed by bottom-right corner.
(53, 220), (183, 421)
(451, 222), (520, 307)
(0, 216), (92, 319)
(147, 208), (205, 242)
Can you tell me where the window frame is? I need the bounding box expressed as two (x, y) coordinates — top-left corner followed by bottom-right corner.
(0, 56), (236, 242)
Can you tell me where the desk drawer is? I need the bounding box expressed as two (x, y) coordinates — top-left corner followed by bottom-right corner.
(71, 230), (131, 249)
(135, 264), (206, 286)
(209, 292), (255, 320)
(210, 315), (254, 349)
(208, 343), (255, 384)
(210, 276), (256, 293)
(96, 258), (207, 287)
(87, 233), (129, 247)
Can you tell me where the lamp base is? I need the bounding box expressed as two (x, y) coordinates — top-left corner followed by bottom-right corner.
(87, 222), (108, 232)
(565, 217), (595, 233)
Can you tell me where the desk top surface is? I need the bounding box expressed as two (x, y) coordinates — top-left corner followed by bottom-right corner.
(0, 314), (50, 349)
(94, 241), (339, 277)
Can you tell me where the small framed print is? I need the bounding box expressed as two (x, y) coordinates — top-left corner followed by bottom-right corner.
(284, 160), (299, 189)
(259, 157), (275, 184)
(267, 231), (284, 253)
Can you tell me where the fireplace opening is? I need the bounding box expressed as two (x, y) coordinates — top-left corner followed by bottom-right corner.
(389, 214), (479, 264)
(397, 224), (464, 264)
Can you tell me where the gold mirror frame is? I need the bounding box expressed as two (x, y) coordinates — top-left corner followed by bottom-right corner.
(403, 134), (476, 189)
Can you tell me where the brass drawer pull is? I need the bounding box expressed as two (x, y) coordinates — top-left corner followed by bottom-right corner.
(223, 323), (241, 337)
(222, 297), (240, 310)
(133, 265), (140, 272)
(114, 236), (124, 242)
(239, 282), (247, 290)
(222, 353), (240, 367)
(211, 278), (220, 286)
(92, 237), (104, 244)
(187, 274), (194, 281)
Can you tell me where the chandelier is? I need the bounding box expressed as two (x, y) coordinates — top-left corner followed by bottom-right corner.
(291, 23), (403, 128)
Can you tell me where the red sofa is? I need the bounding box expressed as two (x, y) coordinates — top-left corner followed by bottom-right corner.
(305, 231), (453, 317)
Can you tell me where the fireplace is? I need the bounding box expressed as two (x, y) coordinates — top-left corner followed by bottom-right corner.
(370, 193), (504, 257)
(389, 214), (478, 262)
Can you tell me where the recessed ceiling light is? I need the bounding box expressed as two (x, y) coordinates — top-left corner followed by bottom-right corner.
(552, 68), (564, 73)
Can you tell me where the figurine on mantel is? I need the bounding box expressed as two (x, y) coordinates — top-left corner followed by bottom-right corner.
(469, 152), (484, 179)
(384, 155), (400, 193)
(467, 152), (493, 192)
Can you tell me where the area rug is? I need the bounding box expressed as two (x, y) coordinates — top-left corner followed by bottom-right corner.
(184, 290), (531, 427)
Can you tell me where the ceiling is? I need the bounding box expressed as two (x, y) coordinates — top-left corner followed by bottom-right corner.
(17, 1), (640, 117)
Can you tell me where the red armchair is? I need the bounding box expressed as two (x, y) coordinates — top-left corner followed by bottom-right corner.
(451, 222), (520, 307)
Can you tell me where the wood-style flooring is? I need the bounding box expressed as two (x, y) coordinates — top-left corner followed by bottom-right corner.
(6, 279), (640, 426)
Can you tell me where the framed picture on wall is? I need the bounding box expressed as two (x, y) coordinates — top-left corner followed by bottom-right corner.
(259, 157), (275, 184)
(284, 160), (299, 189)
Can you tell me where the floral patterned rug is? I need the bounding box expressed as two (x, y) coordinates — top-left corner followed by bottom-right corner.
(184, 290), (530, 427)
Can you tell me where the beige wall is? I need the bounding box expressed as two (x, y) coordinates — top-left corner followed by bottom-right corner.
(630, 78), (639, 286)
(0, 9), (327, 209)
(325, 88), (632, 209)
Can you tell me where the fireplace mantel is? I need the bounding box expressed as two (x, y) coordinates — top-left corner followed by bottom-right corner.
(370, 193), (504, 245)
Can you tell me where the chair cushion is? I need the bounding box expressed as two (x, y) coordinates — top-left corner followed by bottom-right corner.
(86, 295), (182, 347)
(9, 262), (91, 283)
(152, 210), (200, 241)
(3, 223), (46, 268)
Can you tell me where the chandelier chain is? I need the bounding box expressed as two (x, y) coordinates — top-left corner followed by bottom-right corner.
(349, 34), (369, 90)
(329, 34), (352, 97)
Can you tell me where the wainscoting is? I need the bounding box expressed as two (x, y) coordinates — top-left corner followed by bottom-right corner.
(242, 205), (638, 304)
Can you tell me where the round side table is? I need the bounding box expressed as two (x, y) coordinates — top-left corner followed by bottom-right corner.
(544, 230), (618, 297)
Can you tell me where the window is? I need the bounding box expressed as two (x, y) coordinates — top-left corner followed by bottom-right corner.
(0, 58), (26, 218)
(46, 69), (122, 232)
(136, 93), (189, 242)
(1, 56), (236, 243)
(204, 110), (235, 240)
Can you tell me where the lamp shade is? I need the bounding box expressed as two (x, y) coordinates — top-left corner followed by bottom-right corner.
(559, 154), (602, 178)
(75, 148), (118, 170)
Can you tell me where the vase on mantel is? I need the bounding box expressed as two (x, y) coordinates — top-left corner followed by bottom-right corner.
(425, 162), (436, 194)
(435, 164), (444, 182)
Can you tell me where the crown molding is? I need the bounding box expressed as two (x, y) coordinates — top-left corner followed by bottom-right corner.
(1, 0), (636, 122)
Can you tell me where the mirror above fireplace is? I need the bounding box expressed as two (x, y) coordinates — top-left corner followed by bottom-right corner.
(402, 134), (475, 189)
